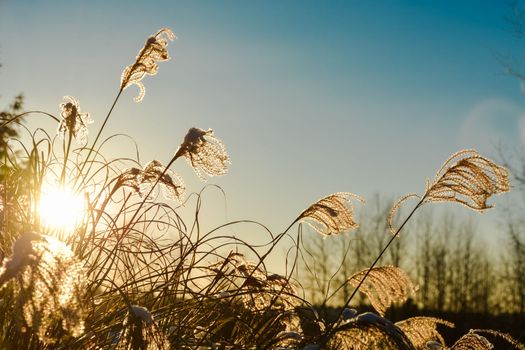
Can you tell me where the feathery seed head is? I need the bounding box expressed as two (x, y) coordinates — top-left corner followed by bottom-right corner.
(470, 330), (525, 350)
(141, 160), (186, 202)
(57, 96), (93, 145)
(424, 150), (509, 211)
(396, 317), (454, 349)
(119, 160), (185, 202)
(451, 331), (493, 350)
(347, 266), (418, 316)
(207, 252), (300, 315)
(329, 311), (415, 349)
(175, 127), (230, 180)
(121, 28), (175, 102)
(118, 167), (143, 194)
(298, 192), (364, 236)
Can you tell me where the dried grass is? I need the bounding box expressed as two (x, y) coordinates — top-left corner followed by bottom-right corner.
(0, 26), (522, 350)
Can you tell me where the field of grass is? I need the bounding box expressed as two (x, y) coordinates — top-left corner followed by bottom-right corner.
(0, 27), (523, 350)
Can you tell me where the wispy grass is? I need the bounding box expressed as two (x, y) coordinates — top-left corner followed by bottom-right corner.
(0, 27), (522, 350)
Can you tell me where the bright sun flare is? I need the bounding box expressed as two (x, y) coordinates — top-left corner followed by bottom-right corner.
(38, 184), (85, 233)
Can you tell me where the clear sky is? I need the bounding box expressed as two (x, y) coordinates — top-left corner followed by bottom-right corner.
(1, 1), (524, 268)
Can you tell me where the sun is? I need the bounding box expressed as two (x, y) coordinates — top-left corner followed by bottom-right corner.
(38, 184), (86, 233)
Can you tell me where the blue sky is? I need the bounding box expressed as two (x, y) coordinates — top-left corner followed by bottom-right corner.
(1, 1), (524, 262)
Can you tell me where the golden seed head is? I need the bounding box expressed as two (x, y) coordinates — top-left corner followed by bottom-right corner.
(395, 317), (454, 349)
(450, 331), (493, 350)
(347, 266), (418, 316)
(57, 96), (93, 145)
(176, 127), (231, 181)
(424, 150), (510, 211)
(121, 28), (176, 102)
(298, 192), (364, 236)
(120, 160), (185, 202)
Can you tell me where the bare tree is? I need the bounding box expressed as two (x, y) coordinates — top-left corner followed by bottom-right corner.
(500, 221), (525, 314)
(299, 232), (335, 305)
(413, 211), (495, 313)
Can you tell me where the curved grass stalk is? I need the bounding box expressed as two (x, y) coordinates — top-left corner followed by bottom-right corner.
(76, 89), (123, 190)
(320, 196), (426, 346)
(0, 110), (60, 128)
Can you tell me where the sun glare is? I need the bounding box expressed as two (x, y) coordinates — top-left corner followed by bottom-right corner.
(38, 184), (85, 233)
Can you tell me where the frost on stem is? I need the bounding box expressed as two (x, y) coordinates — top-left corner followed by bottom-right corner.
(121, 28), (175, 102)
(297, 192), (364, 236)
(130, 305), (154, 324)
(424, 150), (509, 211)
(328, 312), (415, 350)
(0, 233), (87, 344)
(119, 160), (185, 202)
(57, 96), (93, 145)
(347, 266), (418, 316)
(175, 127), (231, 181)
(117, 305), (169, 350)
(469, 330), (525, 350)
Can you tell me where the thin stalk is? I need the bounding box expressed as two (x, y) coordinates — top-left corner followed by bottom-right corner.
(121, 153), (179, 236)
(234, 218), (299, 287)
(89, 153), (180, 291)
(60, 129), (73, 184)
(76, 88), (123, 188)
(191, 219), (300, 350)
(79, 41), (155, 187)
(320, 196), (426, 345)
(0, 111), (60, 127)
